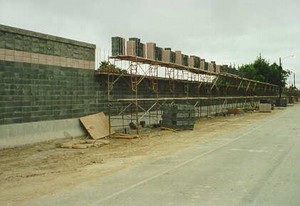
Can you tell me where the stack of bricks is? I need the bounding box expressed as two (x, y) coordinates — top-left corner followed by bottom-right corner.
(161, 104), (195, 130)
(111, 37), (125, 56)
(127, 40), (136, 56)
(162, 48), (175, 63)
(155, 46), (162, 61)
(162, 48), (171, 63)
(275, 98), (288, 107)
(146, 42), (156, 60)
(127, 37), (145, 58)
(259, 103), (272, 113)
(182, 54), (189, 66)
(200, 59), (205, 70)
(175, 51), (182, 65)
(208, 62), (215, 72)
(188, 56), (201, 68)
(211, 61), (216, 72)
(216, 65), (221, 73)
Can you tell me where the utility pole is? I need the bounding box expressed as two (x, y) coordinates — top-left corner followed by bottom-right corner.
(294, 72), (296, 88)
(279, 57), (282, 98)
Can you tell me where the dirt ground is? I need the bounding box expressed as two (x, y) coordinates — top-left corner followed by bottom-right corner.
(0, 110), (280, 205)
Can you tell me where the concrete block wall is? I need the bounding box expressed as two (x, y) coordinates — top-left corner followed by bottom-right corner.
(0, 61), (105, 125)
(0, 24), (95, 70)
(0, 24), (104, 126)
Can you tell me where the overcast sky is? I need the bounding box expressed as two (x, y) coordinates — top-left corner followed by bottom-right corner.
(1, 0), (299, 87)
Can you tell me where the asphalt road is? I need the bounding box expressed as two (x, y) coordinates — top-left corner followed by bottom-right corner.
(25, 105), (300, 206)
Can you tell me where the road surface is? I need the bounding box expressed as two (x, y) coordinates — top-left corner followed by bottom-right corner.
(24, 105), (300, 206)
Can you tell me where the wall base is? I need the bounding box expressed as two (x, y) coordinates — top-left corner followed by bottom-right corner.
(0, 118), (85, 149)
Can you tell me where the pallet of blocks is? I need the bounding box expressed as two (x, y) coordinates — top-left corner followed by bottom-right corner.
(182, 54), (189, 66)
(127, 40), (136, 56)
(188, 56), (195, 67)
(208, 62), (215, 72)
(175, 51), (182, 65)
(189, 55), (201, 68)
(211, 61), (216, 72)
(200, 59), (205, 70)
(216, 65), (221, 73)
(155, 47), (163, 61)
(259, 103), (272, 113)
(161, 104), (196, 130)
(275, 98), (288, 107)
(146, 42), (156, 60)
(162, 48), (171, 63)
(111, 37), (125, 56)
(128, 37), (144, 57)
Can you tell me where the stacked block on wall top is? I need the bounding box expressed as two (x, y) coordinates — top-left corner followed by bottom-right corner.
(110, 36), (227, 73)
(216, 65), (221, 73)
(182, 54), (189, 66)
(200, 59), (205, 70)
(175, 51), (182, 65)
(162, 49), (170, 62)
(188, 55), (201, 68)
(127, 37), (145, 58)
(161, 104), (196, 130)
(111, 37), (125, 56)
(155, 46), (163, 61)
(146, 42), (156, 60)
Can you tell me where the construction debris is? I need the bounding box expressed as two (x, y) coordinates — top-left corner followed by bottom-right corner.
(160, 126), (177, 132)
(80, 112), (115, 139)
(227, 108), (242, 115)
(60, 139), (110, 149)
(113, 133), (139, 140)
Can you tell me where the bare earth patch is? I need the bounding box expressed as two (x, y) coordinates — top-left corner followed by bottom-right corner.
(0, 110), (279, 205)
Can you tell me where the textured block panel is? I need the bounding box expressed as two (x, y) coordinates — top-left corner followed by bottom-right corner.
(0, 24), (95, 61)
(0, 60), (105, 125)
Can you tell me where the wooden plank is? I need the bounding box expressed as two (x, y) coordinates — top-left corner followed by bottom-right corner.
(80, 112), (114, 139)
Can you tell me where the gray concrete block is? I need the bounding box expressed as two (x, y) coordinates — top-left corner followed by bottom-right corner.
(0, 117), (86, 149)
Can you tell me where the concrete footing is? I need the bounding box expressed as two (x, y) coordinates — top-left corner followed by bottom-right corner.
(0, 118), (86, 149)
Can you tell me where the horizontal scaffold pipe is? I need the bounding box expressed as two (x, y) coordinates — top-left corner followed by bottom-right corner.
(109, 55), (279, 88)
(114, 96), (278, 102)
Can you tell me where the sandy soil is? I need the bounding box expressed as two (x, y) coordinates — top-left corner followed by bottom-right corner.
(0, 110), (279, 205)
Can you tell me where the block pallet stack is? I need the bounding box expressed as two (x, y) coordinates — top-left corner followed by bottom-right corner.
(208, 62), (215, 72)
(138, 43), (145, 58)
(127, 40), (136, 56)
(175, 51), (182, 65)
(170, 50), (176, 63)
(211, 61), (216, 72)
(146, 42), (156, 60)
(161, 104), (196, 130)
(216, 65), (221, 73)
(188, 56), (195, 67)
(182, 54), (189, 66)
(275, 98), (288, 107)
(155, 46), (163, 61)
(162, 48), (171, 63)
(259, 103), (272, 113)
(127, 37), (145, 57)
(205, 61), (209, 71)
(200, 59), (205, 70)
(163, 48), (175, 63)
(189, 55), (200, 68)
(111, 37), (125, 56)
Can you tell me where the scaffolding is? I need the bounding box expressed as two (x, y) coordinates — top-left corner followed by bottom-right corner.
(95, 55), (279, 134)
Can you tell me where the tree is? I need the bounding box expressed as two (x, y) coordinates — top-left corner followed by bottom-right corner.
(238, 55), (290, 87)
